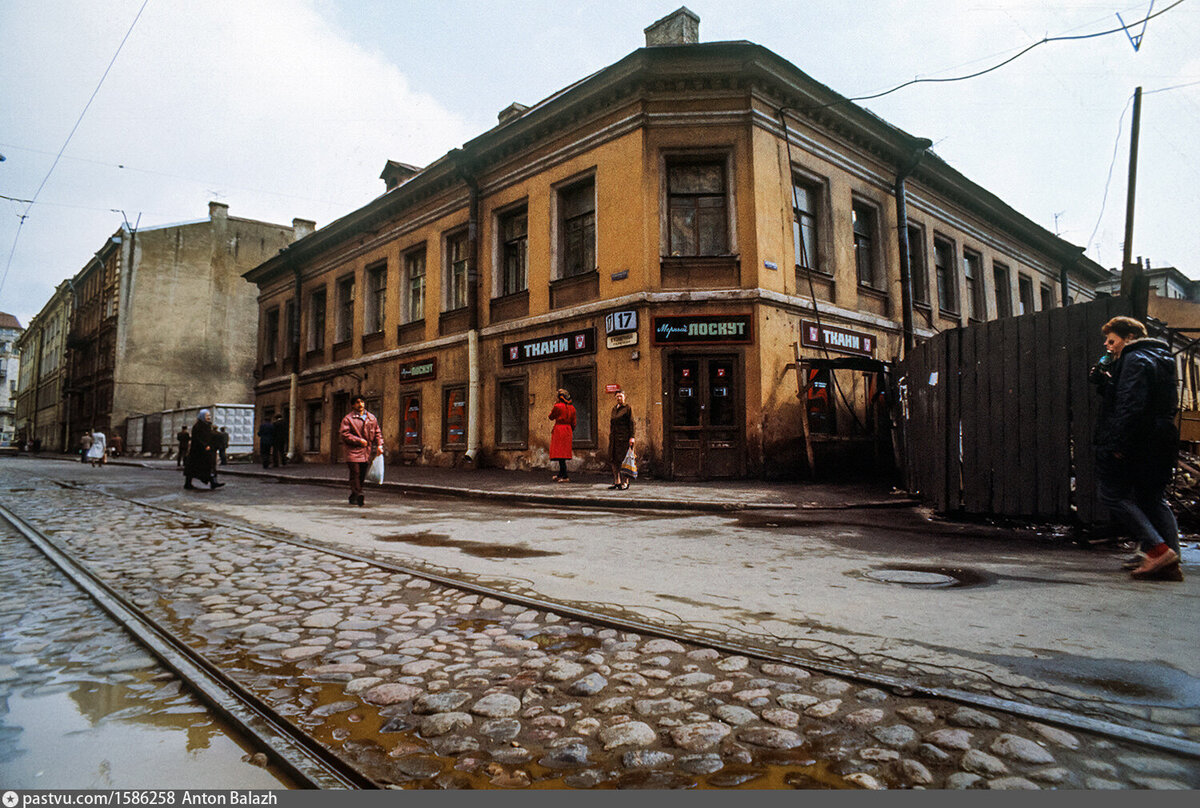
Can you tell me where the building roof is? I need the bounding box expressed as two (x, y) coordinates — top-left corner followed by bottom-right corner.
(0, 313), (22, 330)
(245, 39), (1108, 286)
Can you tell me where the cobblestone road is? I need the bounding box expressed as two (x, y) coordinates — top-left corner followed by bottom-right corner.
(2, 468), (1197, 789)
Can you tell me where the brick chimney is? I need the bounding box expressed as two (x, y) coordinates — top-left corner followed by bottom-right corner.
(645, 7), (699, 46)
(292, 218), (316, 240)
(208, 201), (229, 220)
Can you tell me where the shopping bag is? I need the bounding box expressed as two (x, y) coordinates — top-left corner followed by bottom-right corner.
(364, 454), (385, 485)
(620, 447), (638, 479)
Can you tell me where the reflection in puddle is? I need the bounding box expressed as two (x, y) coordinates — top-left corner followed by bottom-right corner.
(0, 673), (290, 789)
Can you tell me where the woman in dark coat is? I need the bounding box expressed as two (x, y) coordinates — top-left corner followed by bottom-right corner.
(184, 410), (224, 490)
(548, 389), (576, 482)
(608, 390), (634, 489)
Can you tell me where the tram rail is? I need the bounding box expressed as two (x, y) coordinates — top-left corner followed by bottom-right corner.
(8, 472), (1200, 766)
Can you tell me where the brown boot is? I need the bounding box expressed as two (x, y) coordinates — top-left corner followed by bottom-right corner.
(1130, 546), (1179, 578)
(1131, 560), (1184, 582)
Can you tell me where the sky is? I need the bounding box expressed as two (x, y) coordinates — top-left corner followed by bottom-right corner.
(1, 0), (1197, 329)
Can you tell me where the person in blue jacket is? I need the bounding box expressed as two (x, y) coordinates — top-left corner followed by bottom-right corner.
(1092, 316), (1182, 581)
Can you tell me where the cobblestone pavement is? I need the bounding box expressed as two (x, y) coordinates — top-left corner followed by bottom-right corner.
(1, 469), (1197, 789)
(0, 518), (286, 788)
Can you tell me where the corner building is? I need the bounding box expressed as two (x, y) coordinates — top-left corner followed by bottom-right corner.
(246, 11), (1107, 480)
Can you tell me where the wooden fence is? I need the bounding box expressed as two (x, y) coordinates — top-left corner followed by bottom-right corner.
(896, 296), (1131, 523)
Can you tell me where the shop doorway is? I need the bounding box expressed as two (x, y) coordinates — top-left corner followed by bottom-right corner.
(666, 354), (743, 479)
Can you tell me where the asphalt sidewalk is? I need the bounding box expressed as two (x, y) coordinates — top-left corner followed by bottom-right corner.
(47, 453), (916, 513)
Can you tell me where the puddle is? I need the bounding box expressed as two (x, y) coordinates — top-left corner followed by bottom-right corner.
(376, 531), (559, 559)
(0, 672), (294, 789)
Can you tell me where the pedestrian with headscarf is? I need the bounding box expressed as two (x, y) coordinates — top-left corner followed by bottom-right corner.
(608, 390), (635, 489)
(86, 428), (107, 468)
(548, 388), (576, 482)
(184, 409), (224, 490)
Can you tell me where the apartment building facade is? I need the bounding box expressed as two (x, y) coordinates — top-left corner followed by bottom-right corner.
(245, 11), (1107, 480)
(0, 313), (22, 447)
(14, 285), (71, 451)
(36, 202), (308, 449)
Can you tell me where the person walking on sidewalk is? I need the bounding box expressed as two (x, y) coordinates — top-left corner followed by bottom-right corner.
(548, 388), (576, 482)
(176, 425), (190, 468)
(271, 413), (288, 467)
(86, 428), (107, 468)
(257, 417), (275, 468)
(339, 394), (383, 507)
(79, 431), (92, 463)
(608, 390), (635, 490)
(1092, 316), (1182, 581)
(216, 426), (229, 465)
(184, 410), (224, 490)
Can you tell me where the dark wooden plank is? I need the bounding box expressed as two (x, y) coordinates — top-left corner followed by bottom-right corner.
(1067, 300), (1099, 523)
(1045, 307), (1071, 518)
(1017, 314), (1038, 516)
(1000, 316), (1022, 516)
(985, 319), (1006, 514)
(945, 328), (962, 511)
(960, 323), (981, 512)
(931, 335), (948, 512)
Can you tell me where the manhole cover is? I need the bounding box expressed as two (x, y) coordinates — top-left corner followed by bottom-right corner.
(865, 569), (958, 586)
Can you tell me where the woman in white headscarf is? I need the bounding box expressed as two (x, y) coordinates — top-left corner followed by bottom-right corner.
(184, 409), (224, 490)
(86, 428), (107, 468)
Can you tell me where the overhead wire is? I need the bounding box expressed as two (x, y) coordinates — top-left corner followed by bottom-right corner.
(0, 0), (150, 303)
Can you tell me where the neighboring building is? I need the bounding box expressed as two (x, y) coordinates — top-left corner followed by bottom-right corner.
(1096, 260), (1199, 302)
(0, 313), (23, 446)
(245, 9), (1108, 480)
(56, 202), (311, 450)
(14, 284), (71, 451)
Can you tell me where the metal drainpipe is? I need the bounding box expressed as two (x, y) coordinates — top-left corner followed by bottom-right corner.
(894, 139), (933, 357)
(462, 162), (482, 464)
(288, 266), (302, 461)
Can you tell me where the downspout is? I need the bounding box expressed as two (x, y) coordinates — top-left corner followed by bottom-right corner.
(894, 138), (932, 357)
(1061, 246), (1084, 307)
(288, 266), (302, 461)
(460, 154), (482, 465)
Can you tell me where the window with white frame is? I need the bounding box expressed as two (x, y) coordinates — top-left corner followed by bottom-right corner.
(993, 262), (1013, 318)
(963, 248), (985, 321)
(558, 177), (595, 278)
(404, 246), (426, 323)
(308, 288), (326, 352)
(445, 231), (468, 311)
(852, 201), (881, 290)
(792, 177), (820, 272)
(667, 159), (728, 257)
(335, 274), (355, 343)
(934, 236), (958, 314)
(364, 262), (386, 335)
(499, 205), (528, 296)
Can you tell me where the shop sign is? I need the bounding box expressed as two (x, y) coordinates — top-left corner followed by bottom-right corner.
(605, 384), (622, 393)
(800, 320), (876, 357)
(399, 356), (437, 383)
(606, 332), (637, 349)
(502, 328), (595, 366)
(652, 314), (753, 345)
(605, 310), (638, 335)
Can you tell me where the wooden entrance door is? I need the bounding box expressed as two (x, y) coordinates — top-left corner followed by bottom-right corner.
(667, 354), (743, 479)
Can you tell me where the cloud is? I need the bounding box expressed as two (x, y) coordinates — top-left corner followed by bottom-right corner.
(0, 0), (473, 325)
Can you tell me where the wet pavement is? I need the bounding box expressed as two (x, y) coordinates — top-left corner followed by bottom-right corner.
(2, 461), (1199, 789)
(0, 517), (291, 789)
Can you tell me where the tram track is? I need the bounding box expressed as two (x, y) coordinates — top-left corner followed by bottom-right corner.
(0, 502), (377, 790)
(19, 473), (1200, 763)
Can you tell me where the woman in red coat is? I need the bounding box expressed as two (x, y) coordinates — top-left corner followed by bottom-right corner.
(548, 388), (576, 482)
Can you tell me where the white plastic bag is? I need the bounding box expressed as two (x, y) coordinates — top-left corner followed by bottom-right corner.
(364, 453), (385, 485)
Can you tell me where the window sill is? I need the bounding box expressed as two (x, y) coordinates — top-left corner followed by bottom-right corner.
(857, 284), (888, 298)
(397, 320), (425, 345)
(495, 442), (528, 451)
(490, 290), (529, 323)
(439, 308), (470, 337)
(661, 256), (740, 290)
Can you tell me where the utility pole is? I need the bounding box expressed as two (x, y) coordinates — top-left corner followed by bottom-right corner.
(1120, 86), (1148, 321)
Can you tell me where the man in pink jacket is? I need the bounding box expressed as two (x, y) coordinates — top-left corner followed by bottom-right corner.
(339, 394), (383, 507)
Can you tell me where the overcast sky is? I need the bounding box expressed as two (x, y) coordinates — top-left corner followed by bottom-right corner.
(2, 0), (1197, 329)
